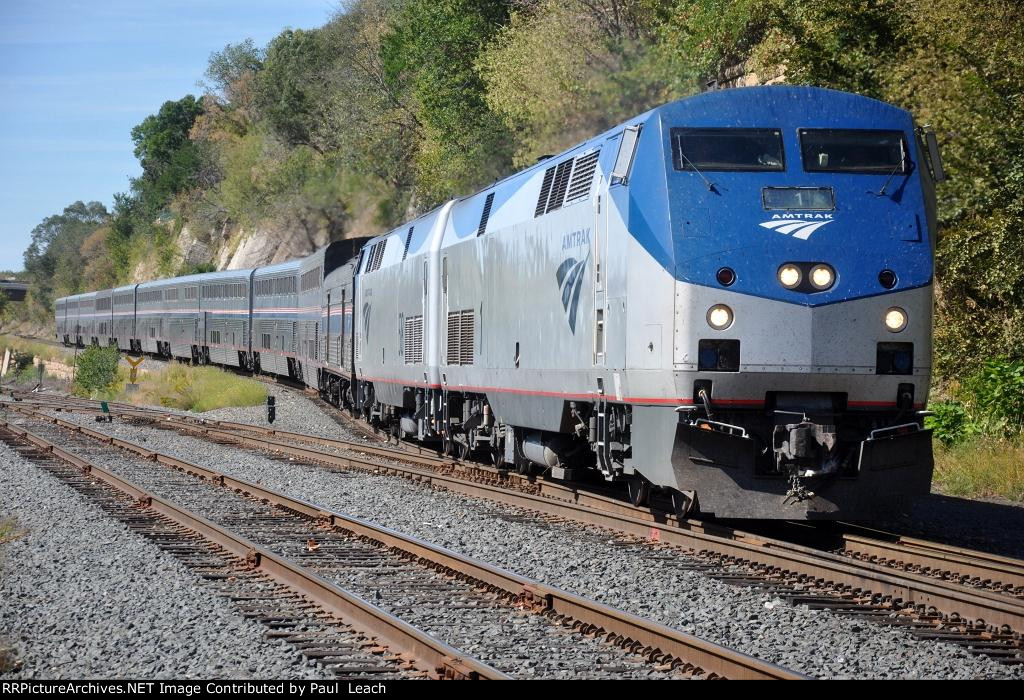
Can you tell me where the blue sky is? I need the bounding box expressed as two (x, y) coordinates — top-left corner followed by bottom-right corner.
(0, 0), (338, 272)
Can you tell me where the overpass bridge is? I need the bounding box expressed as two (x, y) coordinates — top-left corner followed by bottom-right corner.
(0, 280), (27, 301)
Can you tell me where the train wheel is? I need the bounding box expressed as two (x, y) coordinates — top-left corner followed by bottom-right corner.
(626, 477), (651, 507)
(670, 490), (696, 519)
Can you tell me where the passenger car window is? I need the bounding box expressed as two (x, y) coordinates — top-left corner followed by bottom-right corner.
(799, 129), (907, 173)
(671, 128), (785, 172)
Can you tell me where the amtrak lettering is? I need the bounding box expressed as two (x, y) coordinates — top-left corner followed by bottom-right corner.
(769, 213), (834, 220)
(561, 227), (591, 250)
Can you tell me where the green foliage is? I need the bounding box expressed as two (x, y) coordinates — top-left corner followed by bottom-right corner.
(479, 0), (669, 165)
(656, 0), (905, 95)
(204, 39), (265, 102)
(255, 29), (338, 151)
(73, 345), (120, 397)
(22, 201), (108, 312)
(381, 0), (515, 203)
(925, 401), (980, 447)
(962, 359), (1024, 437)
(180, 262), (217, 276)
(927, 358), (1024, 445)
(130, 96), (205, 214)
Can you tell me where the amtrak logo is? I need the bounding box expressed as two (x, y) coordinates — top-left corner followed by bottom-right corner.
(556, 254), (589, 333)
(759, 214), (835, 240)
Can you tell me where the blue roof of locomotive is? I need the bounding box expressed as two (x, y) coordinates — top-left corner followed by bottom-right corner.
(360, 86), (932, 306)
(625, 86), (932, 306)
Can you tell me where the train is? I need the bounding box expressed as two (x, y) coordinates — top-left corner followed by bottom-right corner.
(56, 86), (945, 520)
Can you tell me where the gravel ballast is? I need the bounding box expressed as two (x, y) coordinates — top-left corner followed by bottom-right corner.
(36, 392), (1024, 680)
(0, 440), (331, 680)
(13, 417), (693, 680)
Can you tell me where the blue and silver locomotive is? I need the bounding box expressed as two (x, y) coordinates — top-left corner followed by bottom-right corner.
(59, 86), (943, 519)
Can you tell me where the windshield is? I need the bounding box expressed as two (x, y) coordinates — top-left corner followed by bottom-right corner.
(800, 129), (907, 173)
(671, 128), (784, 172)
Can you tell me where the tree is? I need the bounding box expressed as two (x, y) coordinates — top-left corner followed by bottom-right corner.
(130, 95), (205, 213)
(479, 0), (668, 165)
(23, 201), (109, 309)
(254, 28), (338, 152)
(203, 38), (265, 104)
(380, 0), (516, 205)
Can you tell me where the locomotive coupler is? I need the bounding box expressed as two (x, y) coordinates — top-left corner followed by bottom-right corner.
(784, 474), (816, 504)
(773, 418), (838, 478)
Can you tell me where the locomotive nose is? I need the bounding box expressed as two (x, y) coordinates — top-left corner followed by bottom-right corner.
(675, 280), (931, 384)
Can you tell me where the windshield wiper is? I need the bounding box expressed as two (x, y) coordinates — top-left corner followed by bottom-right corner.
(877, 151), (907, 196)
(677, 149), (718, 193)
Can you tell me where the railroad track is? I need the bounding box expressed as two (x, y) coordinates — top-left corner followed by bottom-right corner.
(7, 394), (1024, 665)
(0, 409), (801, 680)
(0, 423), (493, 680)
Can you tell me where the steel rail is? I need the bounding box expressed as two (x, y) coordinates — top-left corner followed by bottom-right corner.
(5, 408), (805, 680)
(11, 397), (1024, 634)
(0, 418), (508, 681)
(836, 529), (1024, 592)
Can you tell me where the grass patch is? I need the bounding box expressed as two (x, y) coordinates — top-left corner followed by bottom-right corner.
(129, 362), (267, 413)
(0, 639), (19, 674)
(0, 334), (71, 364)
(932, 438), (1024, 502)
(0, 518), (23, 545)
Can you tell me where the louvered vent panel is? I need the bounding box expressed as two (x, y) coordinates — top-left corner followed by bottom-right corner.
(565, 151), (599, 202)
(446, 309), (475, 365)
(477, 192), (494, 237)
(367, 240), (387, 272)
(458, 310), (474, 365)
(534, 167), (556, 217)
(545, 158), (575, 213)
(446, 312), (460, 365)
(402, 226), (414, 260)
(404, 315), (423, 364)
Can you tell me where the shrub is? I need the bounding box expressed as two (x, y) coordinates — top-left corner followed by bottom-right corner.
(14, 358), (43, 385)
(962, 358), (1024, 438)
(927, 358), (1024, 445)
(73, 345), (120, 396)
(926, 401), (981, 447)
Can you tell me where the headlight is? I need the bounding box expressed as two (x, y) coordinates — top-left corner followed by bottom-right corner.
(707, 304), (733, 330)
(809, 264), (835, 290)
(778, 264), (801, 289)
(884, 307), (908, 332)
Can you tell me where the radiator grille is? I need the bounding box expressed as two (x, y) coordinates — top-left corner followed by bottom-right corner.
(367, 240), (387, 272)
(404, 315), (423, 364)
(545, 159), (574, 213)
(446, 309), (475, 365)
(565, 150), (599, 203)
(534, 167), (556, 217)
